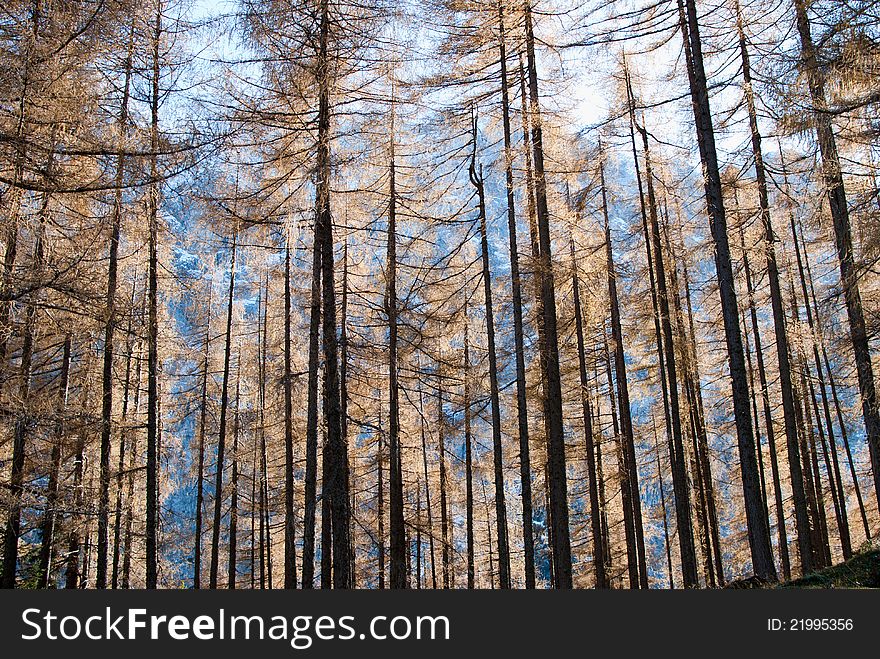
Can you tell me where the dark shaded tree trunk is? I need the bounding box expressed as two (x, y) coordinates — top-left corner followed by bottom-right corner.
(677, 0), (776, 580)
(790, 217), (852, 559)
(112, 281), (141, 589)
(625, 77), (673, 589)
(469, 112), (511, 588)
(122, 337), (143, 589)
(569, 239), (607, 588)
(97, 25), (135, 590)
(209, 226), (237, 588)
(599, 153), (647, 588)
(315, 0), (351, 588)
(626, 70), (697, 585)
(386, 128), (406, 589)
(652, 416), (675, 589)
(377, 412), (385, 589)
(793, 0), (880, 511)
(497, 0), (535, 589)
(145, 4), (163, 589)
(733, 0), (804, 577)
(438, 368), (449, 589)
(301, 217), (322, 590)
(523, 0), (572, 587)
(193, 297), (210, 590)
(464, 315), (475, 589)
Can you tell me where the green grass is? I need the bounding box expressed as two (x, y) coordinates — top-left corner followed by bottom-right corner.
(779, 547), (880, 589)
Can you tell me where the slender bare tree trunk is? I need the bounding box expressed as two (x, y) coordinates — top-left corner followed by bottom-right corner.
(469, 112), (511, 588)
(386, 124), (406, 588)
(145, 3), (163, 589)
(678, 0), (775, 579)
(227, 357), (242, 588)
(209, 226), (238, 588)
(464, 313), (475, 589)
(793, 0), (880, 511)
(497, 1), (535, 589)
(193, 285), (211, 589)
(523, 0), (572, 587)
(569, 238), (607, 588)
(599, 152), (647, 588)
(37, 335), (71, 588)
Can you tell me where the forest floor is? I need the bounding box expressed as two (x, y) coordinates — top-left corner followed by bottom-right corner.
(778, 546), (880, 589)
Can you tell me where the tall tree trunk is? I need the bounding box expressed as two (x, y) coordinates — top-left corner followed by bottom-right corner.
(193, 286), (211, 589)
(284, 236), (300, 589)
(315, 0), (350, 588)
(67, 371), (96, 589)
(112, 282), (140, 589)
(227, 357), (242, 588)
(523, 0), (572, 587)
(625, 79), (672, 588)
(653, 415), (675, 588)
(626, 70), (698, 585)
(793, 0), (880, 510)
(260, 267), (273, 588)
(37, 335), (71, 588)
(145, 3), (163, 589)
(96, 23), (135, 590)
(321, 429), (333, 588)
(386, 126), (406, 588)
(464, 314), (475, 589)
(122, 337), (144, 588)
(377, 411), (385, 589)
(497, 1), (535, 589)
(418, 373), (437, 589)
(599, 152), (647, 588)
(209, 226), (238, 588)
(469, 112), (511, 588)
(677, 0), (775, 579)
(790, 217), (852, 558)
(733, 0), (805, 576)
(569, 239), (607, 588)
(438, 368), (449, 589)
(302, 216), (321, 589)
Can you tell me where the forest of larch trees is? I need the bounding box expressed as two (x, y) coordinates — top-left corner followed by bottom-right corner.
(0, 0), (879, 590)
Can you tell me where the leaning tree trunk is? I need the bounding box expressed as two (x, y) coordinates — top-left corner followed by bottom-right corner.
(627, 74), (698, 585)
(734, 0), (809, 576)
(677, 0), (775, 580)
(793, 0), (880, 511)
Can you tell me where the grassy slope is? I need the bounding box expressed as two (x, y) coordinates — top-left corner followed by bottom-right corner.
(779, 548), (880, 589)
